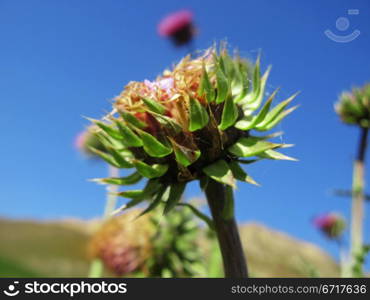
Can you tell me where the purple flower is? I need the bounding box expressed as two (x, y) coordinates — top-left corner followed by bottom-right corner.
(313, 213), (346, 239)
(157, 10), (195, 46)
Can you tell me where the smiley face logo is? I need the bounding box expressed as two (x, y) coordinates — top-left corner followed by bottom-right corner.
(3, 282), (20, 297)
(325, 9), (360, 43)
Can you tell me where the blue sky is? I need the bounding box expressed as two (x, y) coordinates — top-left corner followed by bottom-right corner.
(0, 0), (369, 268)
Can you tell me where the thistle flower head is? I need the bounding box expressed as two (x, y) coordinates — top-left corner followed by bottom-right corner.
(89, 46), (297, 215)
(89, 210), (154, 276)
(313, 213), (346, 240)
(335, 83), (370, 128)
(158, 10), (195, 46)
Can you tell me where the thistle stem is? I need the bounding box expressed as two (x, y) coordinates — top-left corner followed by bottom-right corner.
(88, 165), (119, 278)
(350, 127), (368, 270)
(204, 179), (248, 278)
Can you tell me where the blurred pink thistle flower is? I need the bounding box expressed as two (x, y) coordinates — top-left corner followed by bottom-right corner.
(157, 10), (195, 46)
(74, 126), (106, 158)
(74, 131), (88, 151)
(313, 213), (346, 240)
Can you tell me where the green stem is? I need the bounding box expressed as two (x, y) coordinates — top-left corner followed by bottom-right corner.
(88, 165), (119, 278)
(337, 238), (349, 277)
(204, 178), (248, 278)
(88, 259), (104, 278)
(350, 127), (368, 272)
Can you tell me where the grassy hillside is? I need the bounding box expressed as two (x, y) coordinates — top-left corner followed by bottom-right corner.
(0, 218), (339, 277)
(240, 223), (339, 277)
(0, 219), (91, 277)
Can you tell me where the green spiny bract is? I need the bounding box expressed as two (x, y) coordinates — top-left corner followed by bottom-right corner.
(335, 83), (370, 128)
(89, 46), (297, 216)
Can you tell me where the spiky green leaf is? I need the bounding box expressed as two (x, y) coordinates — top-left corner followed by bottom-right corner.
(219, 96), (239, 130)
(258, 149), (297, 161)
(115, 121), (143, 147)
(163, 182), (186, 214)
(142, 178), (163, 194)
(215, 68), (229, 104)
(198, 65), (215, 103)
(221, 51), (235, 79)
(87, 146), (121, 168)
(88, 146), (132, 168)
(188, 98), (209, 131)
(239, 57), (271, 112)
(171, 140), (201, 167)
(112, 179), (162, 212)
(138, 130), (173, 157)
(118, 149), (134, 158)
(229, 161), (259, 185)
(203, 160), (235, 188)
(150, 112), (182, 134)
(136, 185), (170, 218)
(88, 118), (122, 141)
(256, 105), (298, 131)
(117, 178), (163, 199)
(133, 161), (168, 179)
(238, 56), (261, 105)
(235, 89), (278, 130)
(234, 115), (254, 130)
(142, 98), (166, 114)
(233, 59), (250, 103)
(94, 131), (125, 151)
(92, 172), (142, 185)
(256, 93), (298, 130)
(248, 66), (271, 111)
(104, 145), (134, 168)
(228, 137), (282, 158)
(117, 189), (147, 199)
(112, 198), (146, 215)
(120, 111), (147, 129)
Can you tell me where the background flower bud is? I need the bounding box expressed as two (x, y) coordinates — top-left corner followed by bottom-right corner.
(313, 213), (346, 240)
(89, 210), (154, 276)
(158, 10), (195, 46)
(75, 125), (106, 158)
(335, 83), (370, 128)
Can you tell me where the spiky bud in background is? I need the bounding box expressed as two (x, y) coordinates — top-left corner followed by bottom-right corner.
(89, 209), (154, 276)
(75, 125), (106, 158)
(146, 205), (206, 277)
(158, 10), (195, 46)
(89, 46), (297, 216)
(335, 82), (369, 277)
(313, 213), (346, 240)
(335, 83), (370, 128)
